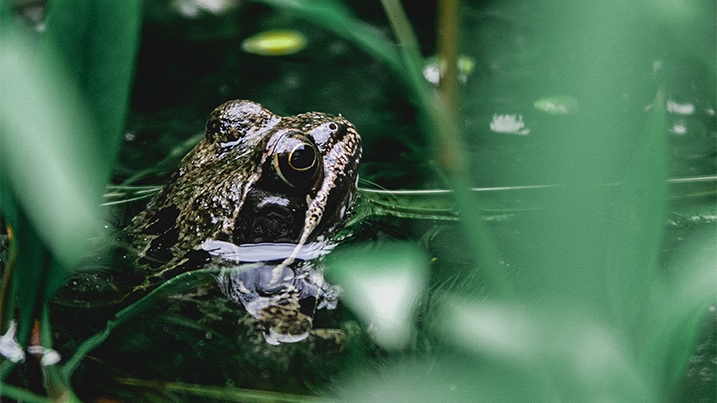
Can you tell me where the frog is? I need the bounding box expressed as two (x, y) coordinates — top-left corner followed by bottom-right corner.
(52, 100), (362, 344)
(128, 99), (361, 276)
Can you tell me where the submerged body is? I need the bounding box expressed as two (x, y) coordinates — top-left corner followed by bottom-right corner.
(55, 100), (361, 343)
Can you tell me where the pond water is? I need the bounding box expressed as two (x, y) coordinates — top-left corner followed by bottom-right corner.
(17, 0), (716, 401)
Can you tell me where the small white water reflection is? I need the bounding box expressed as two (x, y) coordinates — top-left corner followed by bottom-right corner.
(422, 55), (476, 85)
(172, 0), (238, 18)
(0, 320), (61, 365)
(202, 240), (334, 262)
(652, 59), (663, 76)
(669, 121), (688, 135)
(489, 114), (530, 135)
(667, 100), (695, 115)
(206, 240), (339, 345)
(533, 95), (579, 115)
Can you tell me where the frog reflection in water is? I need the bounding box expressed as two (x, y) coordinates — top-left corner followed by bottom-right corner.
(125, 100), (361, 344)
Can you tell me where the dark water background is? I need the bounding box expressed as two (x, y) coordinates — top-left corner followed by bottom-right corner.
(114, 1), (717, 402)
(7, 0), (714, 402)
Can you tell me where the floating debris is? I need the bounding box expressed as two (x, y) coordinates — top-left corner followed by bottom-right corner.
(669, 121), (688, 135)
(173, 0), (239, 18)
(666, 100), (695, 115)
(27, 345), (61, 366)
(490, 114), (530, 135)
(241, 30), (308, 56)
(0, 321), (24, 363)
(533, 95), (579, 115)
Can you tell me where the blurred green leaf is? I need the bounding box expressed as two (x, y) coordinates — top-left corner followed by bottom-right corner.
(644, 226), (717, 388)
(39, 0), (142, 168)
(0, 0), (141, 281)
(0, 30), (99, 346)
(436, 300), (656, 402)
(605, 90), (668, 337)
(326, 243), (428, 350)
(0, 0), (141, 367)
(381, 0), (512, 299)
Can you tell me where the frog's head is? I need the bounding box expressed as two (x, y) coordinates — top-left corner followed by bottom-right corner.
(129, 100), (360, 272)
(218, 101), (362, 246)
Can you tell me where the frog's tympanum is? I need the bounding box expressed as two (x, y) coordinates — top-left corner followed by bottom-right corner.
(55, 100), (361, 345)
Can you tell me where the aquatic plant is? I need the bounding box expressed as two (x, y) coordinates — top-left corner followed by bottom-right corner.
(1, 0), (714, 402)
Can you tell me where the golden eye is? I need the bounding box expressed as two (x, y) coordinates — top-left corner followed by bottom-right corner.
(273, 134), (321, 188)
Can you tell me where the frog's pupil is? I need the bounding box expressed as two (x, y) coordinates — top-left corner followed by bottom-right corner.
(289, 144), (315, 171)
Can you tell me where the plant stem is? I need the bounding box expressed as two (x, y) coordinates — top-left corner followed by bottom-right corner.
(0, 383), (54, 403)
(116, 378), (331, 402)
(380, 0), (515, 299)
(437, 0), (459, 112)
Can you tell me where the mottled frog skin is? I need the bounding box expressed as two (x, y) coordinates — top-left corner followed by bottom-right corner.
(54, 100), (360, 340)
(114, 100), (362, 343)
(127, 99), (361, 281)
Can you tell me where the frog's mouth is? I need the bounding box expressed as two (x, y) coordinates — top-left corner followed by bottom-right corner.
(249, 205), (302, 243)
(232, 191), (305, 244)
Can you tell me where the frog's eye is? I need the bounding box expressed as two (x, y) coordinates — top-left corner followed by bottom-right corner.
(272, 134), (322, 188)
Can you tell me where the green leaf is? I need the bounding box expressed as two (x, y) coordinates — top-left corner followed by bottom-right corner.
(435, 301), (656, 402)
(605, 90), (668, 336)
(326, 242), (428, 350)
(0, 0), (141, 354)
(39, 0), (142, 169)
(644, 226), (717, 388)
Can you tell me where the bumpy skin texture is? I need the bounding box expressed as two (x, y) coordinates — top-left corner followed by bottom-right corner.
(126, 100), (361, 282)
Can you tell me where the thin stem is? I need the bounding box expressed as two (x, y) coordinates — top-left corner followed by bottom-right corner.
(60, 268), (232, 379)
(437, 0), (459, 111)
(0, 383), (54, 403)
(380, 0), (515, 299)
(0, 224), (16, 333)
(116, 378), (332, 402)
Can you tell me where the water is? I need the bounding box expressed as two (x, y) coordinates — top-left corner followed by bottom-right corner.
(26, 0), (717, 401)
